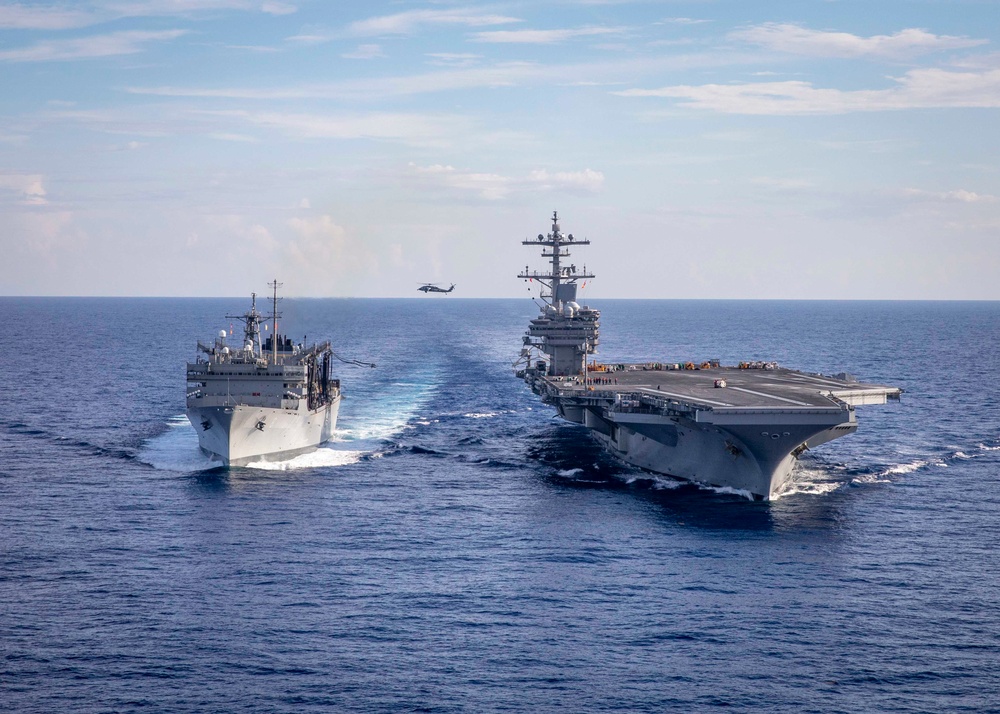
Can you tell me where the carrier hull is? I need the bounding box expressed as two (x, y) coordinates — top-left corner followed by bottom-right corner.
(515, 212), (902, 499)
(530, 366), (895, 500)
(515, 211), (900, 500)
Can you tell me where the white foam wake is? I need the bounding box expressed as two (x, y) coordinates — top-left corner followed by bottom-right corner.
(773, 480), (843, 499)
(878, 459), (928, 476)
(244, 445), (364, 470)
(336, 371), (439, 442)
(702, 484), (755, 500)
(648, 477), (683, 491)
(137, 415), (217, 472)
(771, 463), (848, 500)
(462, 410), (515, 419)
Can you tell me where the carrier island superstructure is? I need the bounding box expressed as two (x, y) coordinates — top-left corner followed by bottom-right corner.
(186, 282), (339, 466)
(516, 213), (901, 500)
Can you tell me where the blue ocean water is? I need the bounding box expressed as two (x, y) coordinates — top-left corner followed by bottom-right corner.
(2, 297), (999, 713)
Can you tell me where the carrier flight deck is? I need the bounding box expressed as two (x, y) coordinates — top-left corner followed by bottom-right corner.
(515, 211), (901, 499)
(536, 364), (897, 411)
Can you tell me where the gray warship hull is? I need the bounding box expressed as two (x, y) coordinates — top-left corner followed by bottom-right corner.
(187, 398), (339, 466)
(185, 284), (343, 468)
(526, 365), (899, 499)
(515, 211), (900, 500)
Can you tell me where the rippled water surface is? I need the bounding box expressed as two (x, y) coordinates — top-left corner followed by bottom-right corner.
(2, 298), (999, 712)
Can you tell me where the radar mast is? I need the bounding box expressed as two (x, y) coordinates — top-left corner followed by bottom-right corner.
(226, 292), (265, 357)
(518, 211), (600, 377)
(268, 279), (283, 363)
(518, 210), (594, 310)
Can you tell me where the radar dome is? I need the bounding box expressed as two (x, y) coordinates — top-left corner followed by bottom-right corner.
(218, 329), (227, 339)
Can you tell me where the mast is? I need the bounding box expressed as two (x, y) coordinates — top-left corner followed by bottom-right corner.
(226, 291), (264, 357)
(268, 279), (283, 363)
(517, 210), (594, 310)
(518, 211), (600, 377)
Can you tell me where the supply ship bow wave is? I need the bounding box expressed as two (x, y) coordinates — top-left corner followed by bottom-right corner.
(515, 212), (901, 500)
(186, 281), (340, 466)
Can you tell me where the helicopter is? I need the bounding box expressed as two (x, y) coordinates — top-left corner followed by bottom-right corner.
(418, 283), (455, 294)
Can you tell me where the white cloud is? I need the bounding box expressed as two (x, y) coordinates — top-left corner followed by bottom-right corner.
(425, 52), (481, 67)
(341, 43), (385, 60)
(527, 169), (605, 193)
(42, 103), (474, 147)
(408, 164), (604, 200)
(286, 32), (330, 45)
(614, 68), (1000, 114)
(225, 44), (281, 53)
(13, 210), (82, 258)
(951, 52), (1000, 71)
(102, 0), (295, 18)
(902, 188), (997, 204)
(260, 1), (295, 15)
(206, 110), (472, 147)
(0, 173), (48, 204)
(656, 18), (710, 26)
(105, 140), (147, 151)
(0, 3), (95, 29)
(411, 164), (512, 200)
(347, 8), (520, 37)
(157, 209), (488, 296)
(125, 51), (758, 102)
(285, 215), (377, 289)
(0, 130), (28, 144)
(731, 23), (987, 59)
(128, 62), (544, 100)
(0, 29), (187, 62)
(471, 26), (623, 44)
(203, 214), (279, 257)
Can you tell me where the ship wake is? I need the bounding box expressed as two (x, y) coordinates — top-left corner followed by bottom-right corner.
(137, 415), (218, 472)
(245, 446), (364, 470)
(773, 437), (1000, 500)
(335, 368), (440, 443)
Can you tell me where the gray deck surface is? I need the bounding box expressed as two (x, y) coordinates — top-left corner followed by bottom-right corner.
(541, 366), (888, 409)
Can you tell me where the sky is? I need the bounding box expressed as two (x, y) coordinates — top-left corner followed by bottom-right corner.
(2, 0), (999, 299)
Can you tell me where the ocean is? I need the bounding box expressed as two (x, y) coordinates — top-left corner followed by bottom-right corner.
(2, 297), (998, 713)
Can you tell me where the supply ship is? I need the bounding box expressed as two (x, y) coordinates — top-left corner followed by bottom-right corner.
(186, 281), (339, 466)
(515, 213), (901, 500)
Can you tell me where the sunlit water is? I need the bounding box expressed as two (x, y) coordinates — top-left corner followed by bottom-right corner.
(2, 298), (999, 712)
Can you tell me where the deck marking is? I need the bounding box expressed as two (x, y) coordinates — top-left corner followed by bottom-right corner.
(727, 386), (812, 406)
(793, 373), (859, 387)
(638, 388), (734, 407)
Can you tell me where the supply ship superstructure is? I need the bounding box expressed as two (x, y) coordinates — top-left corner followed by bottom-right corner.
(186, 282), (339, 466)
(516, 213), (901, 500)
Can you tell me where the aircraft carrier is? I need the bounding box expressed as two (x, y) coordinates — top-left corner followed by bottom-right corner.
(186, 281), (340, 466)
(515, 212), (901, 500)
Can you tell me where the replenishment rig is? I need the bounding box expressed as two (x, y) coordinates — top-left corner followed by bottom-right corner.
(186, 281), (339, 465)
